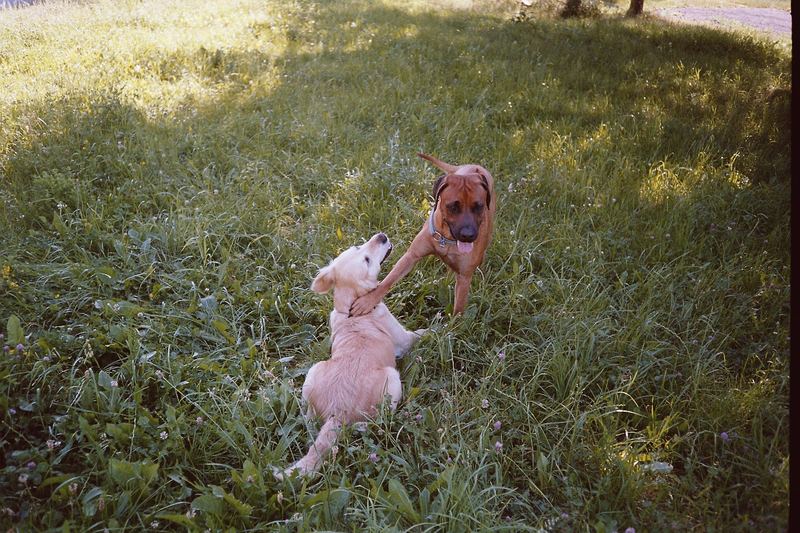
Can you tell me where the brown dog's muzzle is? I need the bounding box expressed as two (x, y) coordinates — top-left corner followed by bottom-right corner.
(452, 223), (478, 243)
(447, 212), (481, 242)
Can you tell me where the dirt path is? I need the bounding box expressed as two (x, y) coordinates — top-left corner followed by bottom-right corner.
(657, 7), (791, 37)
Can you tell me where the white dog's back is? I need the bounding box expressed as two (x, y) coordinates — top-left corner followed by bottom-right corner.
(305, 308), (401, 422)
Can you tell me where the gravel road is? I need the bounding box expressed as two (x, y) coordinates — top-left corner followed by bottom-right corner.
(657, 7), (791, 37)
(1, 0), (34, 7)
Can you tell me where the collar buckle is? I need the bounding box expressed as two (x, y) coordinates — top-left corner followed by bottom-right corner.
(429, 208), (456, 248)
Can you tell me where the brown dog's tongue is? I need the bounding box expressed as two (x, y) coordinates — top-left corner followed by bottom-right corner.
(457, 241), (473, 253)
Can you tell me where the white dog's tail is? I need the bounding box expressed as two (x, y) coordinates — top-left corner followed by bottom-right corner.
(278, 418), (341, 479)
(418, 152), (457, 173)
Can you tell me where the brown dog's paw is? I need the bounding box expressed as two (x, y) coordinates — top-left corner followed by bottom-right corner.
(350, 292), (381, 317)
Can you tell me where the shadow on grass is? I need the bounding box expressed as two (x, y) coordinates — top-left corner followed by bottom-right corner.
(3, 3), (790, 218)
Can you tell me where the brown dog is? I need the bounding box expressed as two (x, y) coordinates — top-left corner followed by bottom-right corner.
(350, 153), (495, 316)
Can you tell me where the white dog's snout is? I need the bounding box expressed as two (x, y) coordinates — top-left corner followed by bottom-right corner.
(370, 232), (390, 247)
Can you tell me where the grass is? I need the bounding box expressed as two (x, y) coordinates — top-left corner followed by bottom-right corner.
(0, 0), (790, 530)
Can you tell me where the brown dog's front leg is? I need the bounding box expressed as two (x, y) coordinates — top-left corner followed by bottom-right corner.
(453, 272), (473, 315)
(350, 230), (431, 316)
(349, 251), (421, 316)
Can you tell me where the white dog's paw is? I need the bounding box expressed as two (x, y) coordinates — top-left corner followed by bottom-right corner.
(272, 464), (305, 481)
(272, 465), (288, 481)
(395, 329), (427, 359)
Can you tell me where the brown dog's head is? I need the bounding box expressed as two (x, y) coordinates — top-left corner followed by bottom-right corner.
(432, 172), (491, 253)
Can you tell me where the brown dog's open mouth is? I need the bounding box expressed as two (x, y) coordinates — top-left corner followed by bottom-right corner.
(457, 241), (474, 253)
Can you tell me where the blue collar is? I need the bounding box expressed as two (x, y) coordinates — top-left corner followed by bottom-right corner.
(429, 207), (457, 248)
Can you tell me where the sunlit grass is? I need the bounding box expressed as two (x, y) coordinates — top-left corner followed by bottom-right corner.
(0, 0), (790, 530)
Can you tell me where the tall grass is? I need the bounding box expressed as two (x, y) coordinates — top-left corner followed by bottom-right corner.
(0, 0), (789, 530)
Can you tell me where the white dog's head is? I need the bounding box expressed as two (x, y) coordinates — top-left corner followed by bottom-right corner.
(311, 233), (393, 311)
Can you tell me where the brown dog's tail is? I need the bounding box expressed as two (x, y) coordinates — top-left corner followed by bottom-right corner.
(276, 418), (341, 479)
(418, 152), (458, 174)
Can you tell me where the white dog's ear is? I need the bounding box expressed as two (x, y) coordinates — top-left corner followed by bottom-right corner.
(311, 266), (334, 293)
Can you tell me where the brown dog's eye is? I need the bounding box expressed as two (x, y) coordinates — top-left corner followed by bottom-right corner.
(472, 202), (484, 214)
(446, 202), (461, 215)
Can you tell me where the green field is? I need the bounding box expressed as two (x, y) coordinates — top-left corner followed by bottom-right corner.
(0, 0), (790, 530)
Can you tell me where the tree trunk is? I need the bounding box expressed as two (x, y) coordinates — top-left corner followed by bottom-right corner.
(561, 0), (582, 18)
(627, 0), (644, 16)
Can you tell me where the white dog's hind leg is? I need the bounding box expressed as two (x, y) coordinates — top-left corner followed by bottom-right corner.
(301, 362), (325, 418)
(277, 417), (341, 480)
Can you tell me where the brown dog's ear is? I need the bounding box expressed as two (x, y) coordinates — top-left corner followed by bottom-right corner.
(479, 174), (491, 209)
(432, 174), (448, 205)
(311, 265), (334, 293)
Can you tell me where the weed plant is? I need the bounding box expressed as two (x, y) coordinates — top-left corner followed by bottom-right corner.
(0, 0), (789, 530)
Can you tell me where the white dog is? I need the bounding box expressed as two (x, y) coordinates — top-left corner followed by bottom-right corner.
(277, 232), (426, 479)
